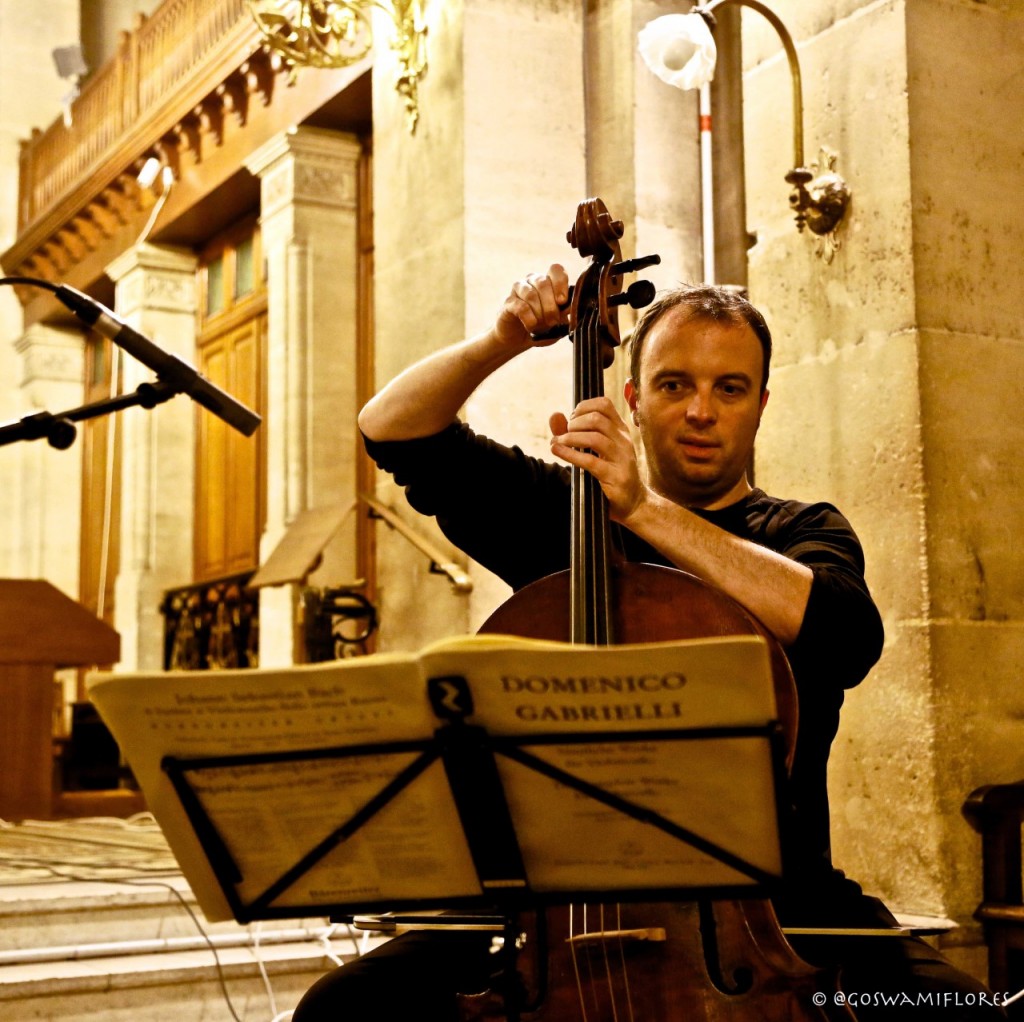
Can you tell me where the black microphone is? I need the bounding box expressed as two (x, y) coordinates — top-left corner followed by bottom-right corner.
(54, 284), (261, 437)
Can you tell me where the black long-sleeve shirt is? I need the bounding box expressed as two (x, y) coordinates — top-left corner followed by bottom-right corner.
(365, 421), (886, 920)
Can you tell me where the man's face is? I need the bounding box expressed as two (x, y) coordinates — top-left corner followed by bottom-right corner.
(624, 308), (769, 510)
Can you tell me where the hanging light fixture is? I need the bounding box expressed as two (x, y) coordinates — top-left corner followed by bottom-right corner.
(248, 0), (428, 132)
(639, 1), (851, 261)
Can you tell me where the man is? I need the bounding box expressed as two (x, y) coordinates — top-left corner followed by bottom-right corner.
(294, 267), (1003, 1020)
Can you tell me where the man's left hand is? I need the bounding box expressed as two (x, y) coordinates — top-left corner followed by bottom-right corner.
(549, 397), (646, 524)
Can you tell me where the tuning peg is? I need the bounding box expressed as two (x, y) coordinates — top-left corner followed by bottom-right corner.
(609, 279), (657, 310)
(610, 254), (661, 276)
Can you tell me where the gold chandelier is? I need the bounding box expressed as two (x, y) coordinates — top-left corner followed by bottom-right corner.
(248, 0), (428, 132)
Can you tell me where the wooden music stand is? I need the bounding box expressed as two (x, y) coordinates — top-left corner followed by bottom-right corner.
(0, 580), (120, 820)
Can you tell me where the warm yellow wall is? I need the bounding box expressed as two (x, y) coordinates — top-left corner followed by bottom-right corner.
(745, 0), (1024, 974)
(0, 0), (81, 578)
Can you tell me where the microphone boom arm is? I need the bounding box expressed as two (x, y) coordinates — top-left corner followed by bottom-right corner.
(0, 380), (178, 450)
(0, 276), (262, 448)
(53, 284), (262, 437)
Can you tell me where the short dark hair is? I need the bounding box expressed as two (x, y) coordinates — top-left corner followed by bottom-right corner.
(627, 284), (773, 393)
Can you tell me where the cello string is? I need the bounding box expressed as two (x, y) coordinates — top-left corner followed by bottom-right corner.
(590, 282), (641, 1022)
(580, 303), (612, 646)
(567, 227), (644, 1021)
(584, 297), (639, 1022)
(569, 902), (591, 1021)
(598, 904), (623, 1022)
(614, 903), (636, 1022)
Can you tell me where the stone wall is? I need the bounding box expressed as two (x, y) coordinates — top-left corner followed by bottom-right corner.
(0, 0), (81, 583)
(744, 0), (1024, 971)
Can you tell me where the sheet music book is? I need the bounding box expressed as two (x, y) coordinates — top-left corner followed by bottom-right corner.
(87, 633), (783, 923)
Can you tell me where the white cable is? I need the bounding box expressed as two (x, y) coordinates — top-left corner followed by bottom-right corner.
(135, 168), (173, 247)
(316, 927), (346, 968)
(252, 919), (279, 1020)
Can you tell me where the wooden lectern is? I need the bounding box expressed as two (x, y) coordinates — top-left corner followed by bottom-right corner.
(0, 580), (120, 820)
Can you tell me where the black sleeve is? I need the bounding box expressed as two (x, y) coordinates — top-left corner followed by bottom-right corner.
(770, 502), (884, 690)
(362, 422), (573, 591)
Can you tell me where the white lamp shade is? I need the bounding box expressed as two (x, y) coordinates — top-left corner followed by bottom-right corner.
(637, 13), (718, 91)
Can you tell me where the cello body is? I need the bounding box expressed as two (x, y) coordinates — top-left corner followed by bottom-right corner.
(461, 900), (835, 1021)
(461, 564), (846, 1021)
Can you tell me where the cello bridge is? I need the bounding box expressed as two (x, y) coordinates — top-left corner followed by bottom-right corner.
(565, 927), (667, 947)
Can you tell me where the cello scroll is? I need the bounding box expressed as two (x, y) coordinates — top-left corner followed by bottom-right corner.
(530, 197), (661, 356)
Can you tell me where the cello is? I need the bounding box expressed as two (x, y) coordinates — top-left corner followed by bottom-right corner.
(459, 198), (853, 1021)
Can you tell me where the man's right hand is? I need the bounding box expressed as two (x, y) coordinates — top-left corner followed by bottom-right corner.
(496, 264), (571, 348)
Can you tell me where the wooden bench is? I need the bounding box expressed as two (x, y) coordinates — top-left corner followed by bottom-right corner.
(963, 781), (1024, 1005)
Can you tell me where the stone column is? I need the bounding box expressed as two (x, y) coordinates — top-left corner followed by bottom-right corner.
(370, 0), (591, 646)
(585, 0), (705, 292)
(105, 243), (198, 671)
(0, 0), (81, 421)
(245, 127), (362, 667)
(9, 323), (86, 595)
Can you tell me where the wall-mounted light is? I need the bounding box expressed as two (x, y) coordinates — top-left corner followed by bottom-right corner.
(639, 1), (851, 261)
(136, 157), (175, 245)
(247, 0), (428, 133)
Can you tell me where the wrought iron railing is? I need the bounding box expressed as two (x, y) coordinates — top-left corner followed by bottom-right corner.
(161, 571), (259, 671)
(162, 575), (379, 669)
(301, 585), (378, 660)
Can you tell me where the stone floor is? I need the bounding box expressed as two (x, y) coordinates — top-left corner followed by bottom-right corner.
(0, 814), (179, 886)
(0, 815), (383, 1021)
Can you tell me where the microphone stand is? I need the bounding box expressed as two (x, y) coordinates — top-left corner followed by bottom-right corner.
(0, 275), (261, 449)
(0, 380), (178, 450)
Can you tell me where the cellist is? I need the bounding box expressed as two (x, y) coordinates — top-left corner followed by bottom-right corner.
(293, 265), (1003, 1021)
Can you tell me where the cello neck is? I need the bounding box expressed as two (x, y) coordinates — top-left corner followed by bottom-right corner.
(560, 197), (659, 646)
(571, 301), (615, 646)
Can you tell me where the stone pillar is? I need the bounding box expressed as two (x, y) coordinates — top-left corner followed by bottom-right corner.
(9, 324), (86, 594)
(0, 1), (81, 575)
(0, 0), (81, 423)
(584, 0), (708, 438)
(370, 0), (590, 647)
(246, 128), (362, 667)
(741, 0), (1024, 977)
(586, 0), (705, 293)
(105, 243), (198, 671)
(900, 0), (1024, 970)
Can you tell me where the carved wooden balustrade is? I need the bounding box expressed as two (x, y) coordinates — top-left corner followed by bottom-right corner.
(3, 0), (281, 298)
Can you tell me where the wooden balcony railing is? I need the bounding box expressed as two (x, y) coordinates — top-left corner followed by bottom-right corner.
(9, 0), (262, 270)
